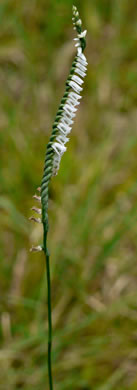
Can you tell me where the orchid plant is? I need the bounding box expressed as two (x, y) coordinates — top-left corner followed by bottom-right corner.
(30, 6), (87, 389)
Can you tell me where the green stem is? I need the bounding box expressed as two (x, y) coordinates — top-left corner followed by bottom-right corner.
(43, 221), (53, 390)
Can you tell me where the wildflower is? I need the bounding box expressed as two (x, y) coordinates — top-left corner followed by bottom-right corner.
(30, 7), (87, 390)
(30, 246), (43, 252)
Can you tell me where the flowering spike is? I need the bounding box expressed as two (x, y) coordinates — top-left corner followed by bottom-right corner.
(39, 5), (87, 218)
(30, 5), (87, 238)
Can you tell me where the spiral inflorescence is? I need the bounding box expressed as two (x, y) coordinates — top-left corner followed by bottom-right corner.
(30, 5), (87, 251)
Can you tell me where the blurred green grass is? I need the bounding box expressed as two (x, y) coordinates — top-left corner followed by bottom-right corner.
(1, 0), (137, 389)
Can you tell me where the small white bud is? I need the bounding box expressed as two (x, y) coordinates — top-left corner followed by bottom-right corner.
(72, 5), (77, 12)
(76, 18), (82, 26)
(31, 207), (42, 215)
(78, 30), (87, 38)
(75, 42), (81, 48)
(33, 194), (41, 202)
(30, 245), (43, 252)
(29, 216), (41, 223)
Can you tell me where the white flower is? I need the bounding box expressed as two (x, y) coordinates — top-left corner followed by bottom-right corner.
(52, 142), (66, 155)
(72, 5), (77, 12)
(30, 246), (43, 252)
(75, 67), (86, 78)
(63, 103), (77, 113)
(68, 80), (83, 94)
(33, 194), (41, 202)
(76, 61), (87, 72)
(63, 106), (76, 118)
(67, 97), (80, 107)
(68, 91), (82, 101)
(66, 102), (77, 112)
(78, 30), (87, 38)
(75, 42), (81, 48)
(77, 52), (88, 65)
(57, 122), (71, 135)
(71, 74), (84, 85)
(62, 114), (74, 126)
(31, 206), (42, 215)
(56, 134), (69, 145)
(29, 216), (41, 223)
(75, 18), (82, 27)
(77, 47), (82, 55)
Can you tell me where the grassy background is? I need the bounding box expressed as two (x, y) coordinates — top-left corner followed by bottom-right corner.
(1, 0), (137, 389)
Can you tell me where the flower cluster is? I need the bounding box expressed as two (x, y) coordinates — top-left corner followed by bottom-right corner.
(30, 6), (87, 251)
(51, 7), (87, 177)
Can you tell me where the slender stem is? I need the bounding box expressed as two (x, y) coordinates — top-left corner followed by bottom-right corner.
(43, 221), (53, 390)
